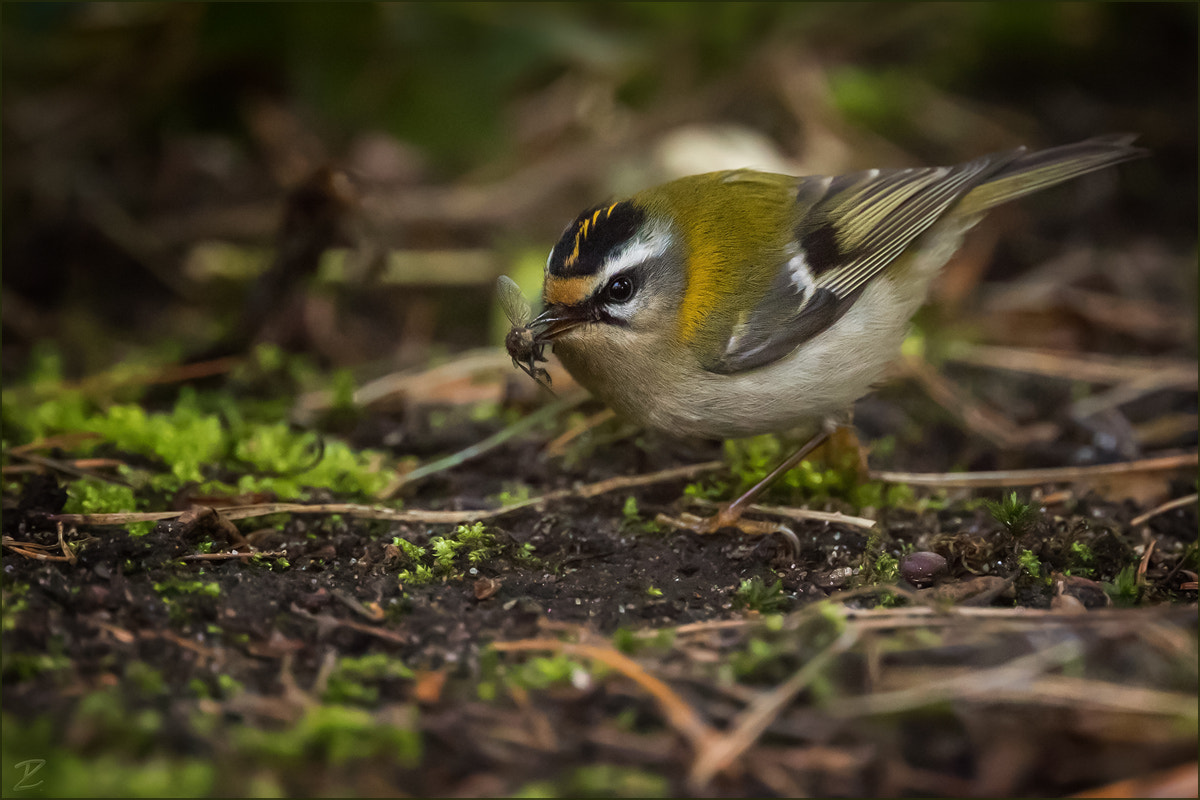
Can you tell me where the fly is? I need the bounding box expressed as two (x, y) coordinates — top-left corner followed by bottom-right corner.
(497, 275), (552, 389)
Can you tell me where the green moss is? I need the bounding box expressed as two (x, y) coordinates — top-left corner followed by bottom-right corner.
(734, 577), (788, 613)
(1, 650), (71, 681)
(1018, 549), (1050, 585)
(395, 523), (503, 585)
(621, 495), (663, 534)
(217, 674), (244, 697)
(64, 480), (153, 536)
(323, 653), (414, 706)
(1065, 540), (1096, 577)
(494, 482), (533, 506)
(153, 579), (221, 598)
(0, 736), (216, 798)
(399, 564), (435, 587)
(564, 764), (670, 798)
(2, 583), (31, 633)
(6, 369), (393, 509)
(1104, 563), (1142, 606)
(729, 636), (784, 680)
(986, 492), (1038, 534)
(125, 662), (167, 696)
(235, 704), (422, 768)
(683, 433), (914, 512)
(234, 423), (391, 498)
(873, 552), (901, 583)
(153, 578), (220, 624)
(508, 654), (594, 691)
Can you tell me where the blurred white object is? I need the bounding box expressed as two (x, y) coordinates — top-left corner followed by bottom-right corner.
(607, 123), (797, 196)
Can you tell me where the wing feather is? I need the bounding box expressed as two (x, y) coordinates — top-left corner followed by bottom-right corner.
(705, 152), (1019, 374)
(705, 137), (1143, 376)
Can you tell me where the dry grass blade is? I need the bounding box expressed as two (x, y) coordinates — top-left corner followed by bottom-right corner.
(871, 452), (1198, 487)
(491, 639), (717, 753)
(900, 353), (1058, 448)
(1130, 493), (1198, 526)
(948, 344), (1198, 386)
(688, 627), (859, 789)
(1069, 762), (1199, 798)
(8, 432), (103, 455)
(48, 459), (727, 528)
(686, 497), (876, 530)
(379, 395), (584, 497)
(543, 408), (616, 458)
(3, 523), (77, 563)
(182, 550), (286, 561)
(3, 538), (74, 562)
(574, 461), (724, 498)
(5, 451), (133, 487)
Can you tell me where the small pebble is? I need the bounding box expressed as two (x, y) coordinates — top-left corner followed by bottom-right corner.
(901, 551), (948, 586)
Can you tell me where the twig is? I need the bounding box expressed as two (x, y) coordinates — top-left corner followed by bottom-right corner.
(2, 525), (78, 563)
(574, 461), (724, 498)
(8, 432), (102, 455)
(1070, 763), (1200, 800)
(900, 354), (1057, 448)
(491, 638), (716, 753)
(1137, 539), (1156, 584)
(947, 344), (1198, 387)
(182, 550), (286, 562)
(1068, 374), (1188, 420)
(290, 603), (410, 645)
(5, 451), (132, 487)
(829, 645), (1197, 720)
(57, 521), (77, 565)
(331, 589), (386, 622)
(2, 543), (73, 562)
(297, 349), (514, 415)
(1058, 285), (1195, 345)
(543, 408), (616, 458)
(687, 497), (876, 530)
(688, 627), (859, 789)
(1130, 493), (1198, 526)
(48, 459), (727, 528)
(871, 452), (1198, 488)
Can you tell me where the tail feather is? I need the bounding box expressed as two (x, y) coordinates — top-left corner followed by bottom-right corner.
(956, 134), (1147, 216)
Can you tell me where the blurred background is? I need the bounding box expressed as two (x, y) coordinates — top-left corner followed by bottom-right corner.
(2, 2), (1196, 394)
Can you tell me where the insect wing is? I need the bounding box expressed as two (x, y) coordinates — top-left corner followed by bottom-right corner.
(496, 275), (533, 327)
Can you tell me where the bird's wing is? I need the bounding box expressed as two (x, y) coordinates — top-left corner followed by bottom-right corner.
(705, 152), (1017, 375)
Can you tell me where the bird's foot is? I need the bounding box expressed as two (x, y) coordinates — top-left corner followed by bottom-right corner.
(656, 510), (799, 554)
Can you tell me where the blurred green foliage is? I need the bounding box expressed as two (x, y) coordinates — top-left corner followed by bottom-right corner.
(5, 3), (1193, 174)
(1, 2), (1193, 376)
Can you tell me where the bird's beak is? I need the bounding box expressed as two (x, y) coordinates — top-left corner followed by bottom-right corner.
(531, 303), (593, 341)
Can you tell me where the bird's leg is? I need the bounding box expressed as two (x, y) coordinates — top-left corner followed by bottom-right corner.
(705, 425), (834, 533)
(659, 419), (851, 550)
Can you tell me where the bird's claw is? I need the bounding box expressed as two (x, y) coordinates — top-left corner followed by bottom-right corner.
(656, 511), (800, 555)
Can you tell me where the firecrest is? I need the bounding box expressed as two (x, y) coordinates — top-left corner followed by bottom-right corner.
(525, 135), (1145, 441)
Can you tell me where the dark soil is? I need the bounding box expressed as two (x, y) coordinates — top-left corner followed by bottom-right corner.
(3, 380), (1197, 797)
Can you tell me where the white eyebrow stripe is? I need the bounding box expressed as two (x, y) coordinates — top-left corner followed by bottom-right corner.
(599, 225), (674, 283)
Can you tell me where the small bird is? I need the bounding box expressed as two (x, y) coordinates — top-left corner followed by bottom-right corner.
(520, 135), (1146, 532)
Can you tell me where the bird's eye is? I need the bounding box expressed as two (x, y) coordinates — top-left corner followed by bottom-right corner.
(604, 275), (635, 304)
